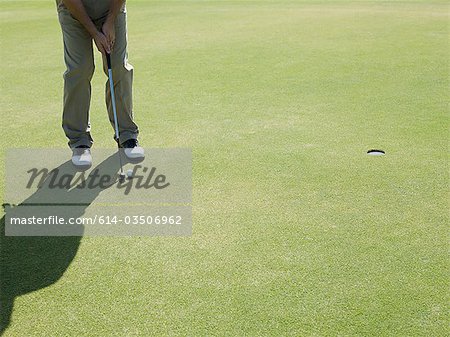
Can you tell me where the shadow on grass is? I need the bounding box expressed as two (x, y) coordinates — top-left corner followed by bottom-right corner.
(0, 154), (120, 335)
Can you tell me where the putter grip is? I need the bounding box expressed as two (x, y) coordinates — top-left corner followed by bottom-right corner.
(106, 53), (112, 70)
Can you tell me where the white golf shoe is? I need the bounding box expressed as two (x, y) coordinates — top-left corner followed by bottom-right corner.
(121, 139), (145, 160)
(71, 146), (92, 168)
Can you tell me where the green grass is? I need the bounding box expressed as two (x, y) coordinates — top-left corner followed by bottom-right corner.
(0, 1), (448, 336)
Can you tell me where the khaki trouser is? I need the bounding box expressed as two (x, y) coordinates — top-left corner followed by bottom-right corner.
(57, 0), (138, 148)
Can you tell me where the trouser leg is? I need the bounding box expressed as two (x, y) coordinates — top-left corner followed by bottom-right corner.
(100, 10), (139, 145)
(58, 8), (95, 148)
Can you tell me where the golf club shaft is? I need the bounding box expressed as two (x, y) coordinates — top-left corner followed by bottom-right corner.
(106, 54), (120, 143)
(106, 53), (124, 175)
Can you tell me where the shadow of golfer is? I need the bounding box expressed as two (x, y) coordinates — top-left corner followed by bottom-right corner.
(0, 153), (121, 335)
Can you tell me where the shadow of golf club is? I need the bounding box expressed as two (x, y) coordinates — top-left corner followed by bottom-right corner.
(0, 153), (121, 335)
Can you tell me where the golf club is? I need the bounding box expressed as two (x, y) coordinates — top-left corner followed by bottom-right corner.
(106, 52), (126, 182)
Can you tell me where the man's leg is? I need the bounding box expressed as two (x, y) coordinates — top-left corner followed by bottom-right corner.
(100, 9), (139, 145)
(58, 7), (95, 148)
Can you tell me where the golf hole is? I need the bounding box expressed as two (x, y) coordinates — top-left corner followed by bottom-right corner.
(367, 149), (385, 156)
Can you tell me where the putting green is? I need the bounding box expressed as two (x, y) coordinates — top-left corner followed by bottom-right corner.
(0, 1), (448, 336)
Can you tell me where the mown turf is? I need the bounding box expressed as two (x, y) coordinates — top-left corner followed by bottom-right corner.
(0, 1), (448, 336)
